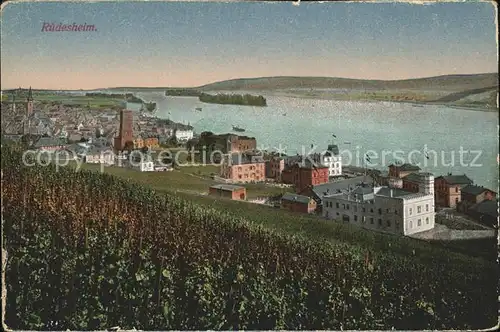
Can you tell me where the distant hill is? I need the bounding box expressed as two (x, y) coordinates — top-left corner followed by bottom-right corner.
(197, 73), (498, 92)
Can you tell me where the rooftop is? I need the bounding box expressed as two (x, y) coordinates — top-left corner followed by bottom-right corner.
(389, 163), (421, 171)
(32, 137), (66, 148)
(438, 174), (473, 185)
(311, 176), (375, 199)
(281, 192), (312, 204)
(210, 184), (245, 192)
(375, 187), (418, 198)
(461, 184), (496, 196)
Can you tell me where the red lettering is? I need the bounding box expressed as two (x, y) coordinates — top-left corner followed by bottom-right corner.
(41, 22), (50, 32)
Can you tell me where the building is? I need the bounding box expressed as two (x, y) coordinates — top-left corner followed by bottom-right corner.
(31, 137), (66, 151)
(434, 174), (473, 208)
(209, 184), (247, 200)
(460, 184), (496, 204)
(300, 175), (375, 213)
(388, 163), (421, 178)
(282, 158), (329, 193)
(281, 192), (317, 214)
(309, 144), (342, 177)
(174, 127), (194, 142)
(322, 174), (436, 236)
(402, 172), (434, 193)
(266, 156), (285, 181)
(457, 184), (497, 215)
(196, 133), (257, 156)
(84, 146), (115, 164)
(113, 109), (134, 152)
(220, 152), (266, 183)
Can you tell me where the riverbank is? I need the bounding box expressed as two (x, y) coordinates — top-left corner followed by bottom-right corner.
(263, 90), (498, 112)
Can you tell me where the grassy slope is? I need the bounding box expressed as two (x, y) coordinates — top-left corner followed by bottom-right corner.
(69, 162), (496, 263)
(197, 73), (498, 92)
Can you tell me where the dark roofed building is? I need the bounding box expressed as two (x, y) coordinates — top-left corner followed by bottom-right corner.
(32, 137), (66, 151)
(457, 184), (497, 214)
(435, 173), (474, 208)
(281, 192), (317, 214)
(388, 163), (421, 178)
(440, 174), (474, 186)
(209, 184), (246, 200)
(300, 176), (375, 210)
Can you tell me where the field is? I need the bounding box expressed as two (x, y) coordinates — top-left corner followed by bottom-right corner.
(2, 144), (498, 330)
(68, 159), (496, 262)
(71, 161), (292, 199)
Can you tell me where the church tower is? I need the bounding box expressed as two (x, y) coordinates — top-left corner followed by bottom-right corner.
(26, 86), (34, 117)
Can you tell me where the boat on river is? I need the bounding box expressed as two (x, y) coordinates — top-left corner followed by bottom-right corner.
(232, 125), (245, 132)
(195, 107), (202, 111)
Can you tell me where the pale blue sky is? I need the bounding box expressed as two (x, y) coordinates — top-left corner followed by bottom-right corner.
(1, 1), (497, 89)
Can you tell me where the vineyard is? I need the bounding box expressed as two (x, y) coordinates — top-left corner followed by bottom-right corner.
(1, 144), (498, 330)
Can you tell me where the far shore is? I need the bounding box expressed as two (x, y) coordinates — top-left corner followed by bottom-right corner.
(260, 90), (498, 113)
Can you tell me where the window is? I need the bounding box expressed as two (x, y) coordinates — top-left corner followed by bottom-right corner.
(354, 206), (358, 212)
(395, 209), (398, 215)
(455, 187), (458, 193)
(387, 220), (391, 227)
(336, 202), (339, 208)
(362, 207), (366, 212)
(417, 206), (421, 213)
(370, 218), (374, 224)
(426, 204), (429, 212)
(410, 220), (413, 228)
(386, 208), (390, 213)
(336, 212), (339, 216)
(378, 208), (382, 215)
(418, 219), (421, 226)
(409, 208), (413, 215)
(354, 215), (358, 222)
(426, 217), (429, 224)
(378, 219), (382, 226)
(346, 204), (350, 210)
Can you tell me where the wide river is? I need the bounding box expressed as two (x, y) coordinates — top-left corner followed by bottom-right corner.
(133, 92), (498, 188)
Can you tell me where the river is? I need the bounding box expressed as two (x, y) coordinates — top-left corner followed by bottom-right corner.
(133, 92), (498, 188)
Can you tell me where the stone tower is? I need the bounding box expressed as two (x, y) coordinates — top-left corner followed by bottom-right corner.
(26, 86), (34, 117)
(418, 173), (434, 196)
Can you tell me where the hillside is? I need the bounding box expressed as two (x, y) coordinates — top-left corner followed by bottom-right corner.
(197, 73), (498, 92)
(2, 144), (498, 330)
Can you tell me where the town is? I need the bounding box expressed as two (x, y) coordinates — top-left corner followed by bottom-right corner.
(2, 87), (497, 239)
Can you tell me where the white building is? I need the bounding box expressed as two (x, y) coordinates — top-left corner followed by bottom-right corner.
(175, 128), (194, 142)
(322, 151), (342, 177)
(322, 173), (435, 236)
(84, 147), (115, 165)
(310, 144), (342, 177)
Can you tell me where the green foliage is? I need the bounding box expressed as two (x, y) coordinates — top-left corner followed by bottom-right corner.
(1, 144), (498, 330)
(165, 89), (201, 97)
(85, 92), (143, 104)
(199, 93), (267, 106)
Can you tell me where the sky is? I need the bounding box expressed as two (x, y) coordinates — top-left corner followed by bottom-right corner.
(1, 0), (498, 89)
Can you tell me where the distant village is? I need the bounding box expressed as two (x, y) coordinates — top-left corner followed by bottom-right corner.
(2, 88), (497, 238)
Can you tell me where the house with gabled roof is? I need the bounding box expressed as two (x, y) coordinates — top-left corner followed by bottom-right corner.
(281, 192), (317, 214)
(434, 173), (473, 208)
